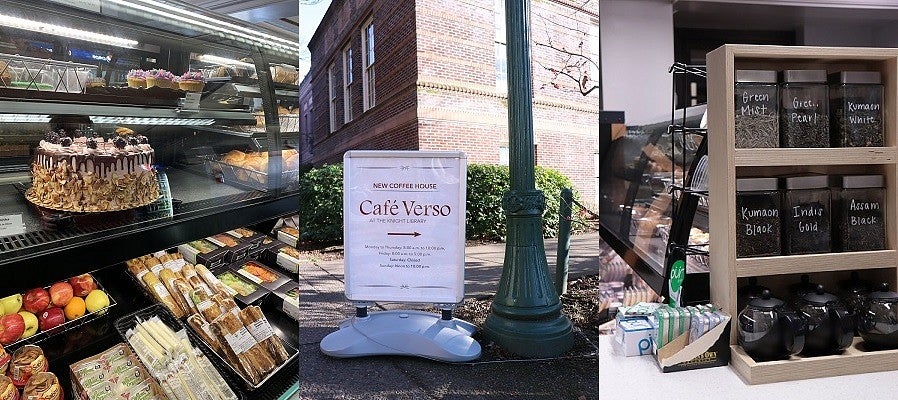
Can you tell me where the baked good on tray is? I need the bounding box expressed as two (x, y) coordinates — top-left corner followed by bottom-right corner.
(126, 69), (146, 88)
(0, 61), (9, 87)
(85, 77), (105, 88)
(26, 131), (159, 212)
(146, 69), (176, 89)
(178, 71), (205, 92)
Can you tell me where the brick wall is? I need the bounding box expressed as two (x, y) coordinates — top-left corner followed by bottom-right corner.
(307, 0), (420, 165)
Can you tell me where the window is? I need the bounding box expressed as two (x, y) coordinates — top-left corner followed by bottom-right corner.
(328, 62), (338, 132)
(494, 0), (507, 94)
(361, 19), (376, 111)
(343, 45), (353, 123)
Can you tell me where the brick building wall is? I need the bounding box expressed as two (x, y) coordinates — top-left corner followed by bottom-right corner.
(306, 0), (419, 165)
(304, 0), (600, 201)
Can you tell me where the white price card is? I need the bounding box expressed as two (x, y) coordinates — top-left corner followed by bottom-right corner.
(183, 92), (201, 110)
(0, 214), (25, 238)
(343, 151), (467, 303)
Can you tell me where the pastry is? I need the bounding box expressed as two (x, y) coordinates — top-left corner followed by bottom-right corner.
(114, 127), (134, 136)
(209, 66), (230, 78)
(9, 345), (46, 388)
(178, 71), (205, 92)
(146, 69), (176, 89)
(126, 69), (146, 88)
(26, 132), (159, 212)
(0, 376), (15, 400)
(23, 372), (62, 400)
(84, 77), (105, 88)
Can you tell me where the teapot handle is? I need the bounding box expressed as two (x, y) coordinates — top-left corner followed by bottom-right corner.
(780, 311), (805, 355)
(831, 308), (855, 351)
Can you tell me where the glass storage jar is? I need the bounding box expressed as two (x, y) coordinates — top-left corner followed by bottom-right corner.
(736, 177), (781, 257)
(832, 174), (886, 252)
(830, 71), (883, 147)
(783, 175), (831, 255)
(780, 70), (829, 148)
(735, 70), (779, 148)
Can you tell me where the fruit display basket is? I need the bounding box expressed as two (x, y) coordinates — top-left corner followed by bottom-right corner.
(3, 274), (115, 352)
(200, 154), (299, 192)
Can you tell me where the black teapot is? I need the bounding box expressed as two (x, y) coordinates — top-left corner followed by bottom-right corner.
(839, 271), (872, 315)
(795, 285), (854, 355)
(738, 277), (771, 311)
(857, 283), (898, 350)
(738, 290), (805, 361)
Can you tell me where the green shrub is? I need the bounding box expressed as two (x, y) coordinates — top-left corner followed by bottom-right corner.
(466, 164), (577, 240)
(299, 163), (343, 243)
(298, 163), (578, 243)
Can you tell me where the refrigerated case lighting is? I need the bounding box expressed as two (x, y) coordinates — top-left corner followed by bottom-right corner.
(198, 54), (255, 68)
(89, 117), (215, 126)
(0, 14), (138, 48)
(0, 114), (50, 123)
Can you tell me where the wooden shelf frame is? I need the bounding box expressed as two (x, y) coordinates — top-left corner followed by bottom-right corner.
(707, 44), (898, 383)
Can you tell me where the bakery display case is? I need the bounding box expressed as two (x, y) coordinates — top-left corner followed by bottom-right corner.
(0, 1), (299, 398)
(599, 105), (710, 304)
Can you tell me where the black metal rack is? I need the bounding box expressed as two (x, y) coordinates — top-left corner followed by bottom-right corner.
(662, 63), (710, 305)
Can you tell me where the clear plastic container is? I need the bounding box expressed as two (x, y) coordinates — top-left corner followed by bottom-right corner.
(735, 70), (779, 148)
(832, 174), (886, 252)
(736, 177), (781, 257)
(830, 71), (884, 147)
(783, 175), (831, 254)
(780, 70), (829, 148)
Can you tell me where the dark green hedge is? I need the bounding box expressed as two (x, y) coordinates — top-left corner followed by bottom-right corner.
(298, 163), (577, 243)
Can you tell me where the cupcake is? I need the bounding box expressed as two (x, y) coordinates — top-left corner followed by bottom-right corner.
(126, 69), (146, 88)
(178, 71), (205, 92)
(147, 69), (176, 89)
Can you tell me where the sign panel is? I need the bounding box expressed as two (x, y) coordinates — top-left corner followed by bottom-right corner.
(183, 92), (202, 110)
(0, 214), (24, 238)
(344, 151), (467, 303)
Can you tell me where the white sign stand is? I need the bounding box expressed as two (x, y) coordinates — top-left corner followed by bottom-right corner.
(320, 151), (481, 362)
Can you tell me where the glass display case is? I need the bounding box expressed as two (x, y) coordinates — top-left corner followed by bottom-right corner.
(0, 0), (299, 398)
(599, 105), (710, 304)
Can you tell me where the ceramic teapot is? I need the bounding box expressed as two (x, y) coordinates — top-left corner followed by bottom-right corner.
(738, 290), (805, 361)
(738, 277), (770, 311)
(839, 271), (872, 315)
(857, 283), (898, 350)
(796, 285), (855, 355)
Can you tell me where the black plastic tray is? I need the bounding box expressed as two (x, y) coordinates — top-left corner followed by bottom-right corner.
(113, 304), (245, 399)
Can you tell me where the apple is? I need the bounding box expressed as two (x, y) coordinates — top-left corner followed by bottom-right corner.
(38, 308), (65, 332)
(85, 290), (110, 314)
(0, 295), (22, 316)
(49, 282), (73, 308)
(18, 311), (37, 339)
(0, 313), (24, 344)
(68, 275), (96, 297)
(22, 289), (50, 314)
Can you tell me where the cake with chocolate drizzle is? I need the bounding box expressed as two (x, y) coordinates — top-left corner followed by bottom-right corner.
(26, 129), (159, 212)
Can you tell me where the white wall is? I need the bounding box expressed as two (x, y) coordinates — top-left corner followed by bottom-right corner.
(600, 0), (674, 125)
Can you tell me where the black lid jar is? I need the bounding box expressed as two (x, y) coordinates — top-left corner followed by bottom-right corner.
(780, 70), (829, 148)
(735, 70), (779, 148)
(736, 177), (781, 257)
(830, 71), (883, 147)
(782, 175), (831, 254)
(832, 174), (886, 252)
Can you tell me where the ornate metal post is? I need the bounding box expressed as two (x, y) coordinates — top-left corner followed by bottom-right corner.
(483, 0), (574, 357)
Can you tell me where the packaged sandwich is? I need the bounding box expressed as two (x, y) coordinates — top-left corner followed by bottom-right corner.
(142, 272), (184, 318)
(238, 306), (290, 364)
(187, 314), (219, 351)
(210, 312), (276, 384)
(158, 269), (190, 316)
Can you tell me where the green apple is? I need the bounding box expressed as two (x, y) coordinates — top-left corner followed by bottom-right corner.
(0, 294), (22, 316)
(18, 311), (37, 338)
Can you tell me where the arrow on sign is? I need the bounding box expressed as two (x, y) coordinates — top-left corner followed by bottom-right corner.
(388, 232), (421, 237)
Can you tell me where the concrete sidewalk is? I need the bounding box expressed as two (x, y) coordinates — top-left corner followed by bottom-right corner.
(298, 232), (599, 399)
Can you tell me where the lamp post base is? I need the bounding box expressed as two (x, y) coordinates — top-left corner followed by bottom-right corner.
(484, 312), (574, 357)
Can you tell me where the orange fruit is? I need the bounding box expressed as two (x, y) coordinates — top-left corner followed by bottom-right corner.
(64, 297), (86, 320)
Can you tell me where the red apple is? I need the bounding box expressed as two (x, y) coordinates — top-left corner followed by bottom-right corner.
(38, 308), (65, 331)
(49, 282), (73, 307)
(22, 289), (50, 314)
(0, 313), (25, 344)
(68, 274), (96, 297)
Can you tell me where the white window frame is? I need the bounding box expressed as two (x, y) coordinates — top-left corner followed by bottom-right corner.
(328, 62), (338, 133)
(361, 18), (376, 111)
(343, 45), (353, 123)
(494, 0), (507, 94)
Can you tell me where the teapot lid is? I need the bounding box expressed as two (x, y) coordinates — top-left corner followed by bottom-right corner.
(802, 285), (840, 305)
(747, 289), (785, 310)
(868, 283), (898, 302)
(840, 271), (871, 294)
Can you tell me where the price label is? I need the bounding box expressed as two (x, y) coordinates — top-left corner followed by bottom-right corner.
(183, 92), (201, 110)
(0, 214), (24, 238)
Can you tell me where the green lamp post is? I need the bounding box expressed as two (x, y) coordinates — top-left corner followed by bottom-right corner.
(483, 0), (574, 357)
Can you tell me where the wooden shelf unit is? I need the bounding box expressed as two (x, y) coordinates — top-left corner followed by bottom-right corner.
(707, 44), (898, 383)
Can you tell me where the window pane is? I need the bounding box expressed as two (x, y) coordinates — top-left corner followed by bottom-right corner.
(366, 24), (375, 66)
(495, 43), (507, 93)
